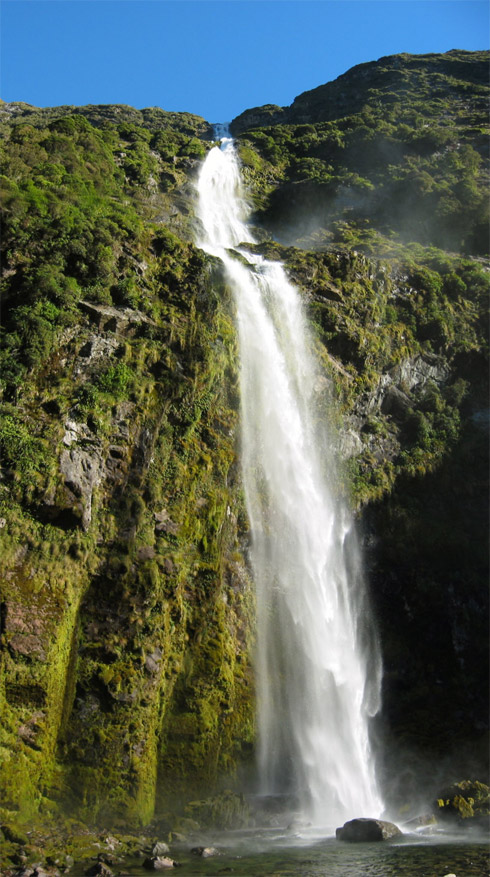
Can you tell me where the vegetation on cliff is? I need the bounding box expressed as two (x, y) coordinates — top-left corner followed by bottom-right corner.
(233, 50), (489, 256)
(0, 50), (488, 849)
(0, 107), (253, 832)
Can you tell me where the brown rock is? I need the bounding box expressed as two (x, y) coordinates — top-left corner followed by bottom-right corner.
(336, 817), (402, 842)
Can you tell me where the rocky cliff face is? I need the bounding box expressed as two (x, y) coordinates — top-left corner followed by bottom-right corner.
(0, 245), (255, 825)
(0, 111), (255, 826)
(0, 50), (488, 835)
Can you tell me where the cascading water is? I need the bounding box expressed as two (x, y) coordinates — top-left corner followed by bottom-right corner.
(196, 133), (383, 830)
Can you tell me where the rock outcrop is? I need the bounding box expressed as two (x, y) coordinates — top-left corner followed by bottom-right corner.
(435, 780), (490, 826)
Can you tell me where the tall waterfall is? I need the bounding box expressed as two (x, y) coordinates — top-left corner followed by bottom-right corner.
(196, 136), (383, 829)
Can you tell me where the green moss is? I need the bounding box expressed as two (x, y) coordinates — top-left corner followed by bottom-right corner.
(0, 126), (254, 822)
(436, 781), (490, 821)
(0, 509), (94, 820)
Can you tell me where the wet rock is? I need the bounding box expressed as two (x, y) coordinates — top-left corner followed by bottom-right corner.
(142, 857), (178, 870)
(190, 846), (219, 857)
(8, 631), (46, 662)
(96, 853), (118, 866)
(336, 817), (402, 842)
(402, 813), (436, 829)
(151, 843), (170, 857)
(84, 865), (113, 877)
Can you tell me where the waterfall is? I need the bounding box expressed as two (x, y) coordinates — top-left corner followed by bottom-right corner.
(195, 134), (383, 830)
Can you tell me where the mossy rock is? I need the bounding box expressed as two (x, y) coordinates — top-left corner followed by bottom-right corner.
(0, 822), (29, 845)
(435, 780), (490, 823)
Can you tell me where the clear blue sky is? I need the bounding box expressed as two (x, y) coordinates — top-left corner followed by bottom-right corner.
(1, 1), (488, 122)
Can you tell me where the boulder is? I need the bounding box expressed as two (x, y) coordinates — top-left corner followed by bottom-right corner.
(190, 846), (219, 858)
(336, 818), (402, 842)
(151, 843), (170, 857)
(142, 857), (178, 870)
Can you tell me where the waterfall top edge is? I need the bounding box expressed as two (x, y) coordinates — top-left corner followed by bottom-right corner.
(213, 122), (231, 140)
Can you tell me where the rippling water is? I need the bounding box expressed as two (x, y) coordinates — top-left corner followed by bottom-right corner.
(115, 829), (489, 877)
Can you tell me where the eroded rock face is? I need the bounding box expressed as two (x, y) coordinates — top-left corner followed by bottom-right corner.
(79, 300), (156, 335)
(59, 443), (105, 529)
(0, 233), (255, 828)
(367, 353), (450, 418)
(336, 818), (402, 842)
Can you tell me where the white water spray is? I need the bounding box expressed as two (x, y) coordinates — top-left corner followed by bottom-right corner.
(196, 135), (383, 829)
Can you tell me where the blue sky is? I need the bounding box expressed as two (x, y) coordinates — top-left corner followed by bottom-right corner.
(2, 1), (488, 122)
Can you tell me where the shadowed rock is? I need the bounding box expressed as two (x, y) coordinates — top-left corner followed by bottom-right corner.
(336, 818), (402, 842)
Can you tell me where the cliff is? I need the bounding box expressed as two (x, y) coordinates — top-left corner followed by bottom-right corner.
(0, 112), (255, 829)
(0, 50), (488, 848)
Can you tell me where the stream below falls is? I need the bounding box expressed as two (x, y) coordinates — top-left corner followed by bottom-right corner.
(72, 829), (489, 877)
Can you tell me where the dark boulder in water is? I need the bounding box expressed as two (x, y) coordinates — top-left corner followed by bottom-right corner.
(336, 818), (402, 842)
